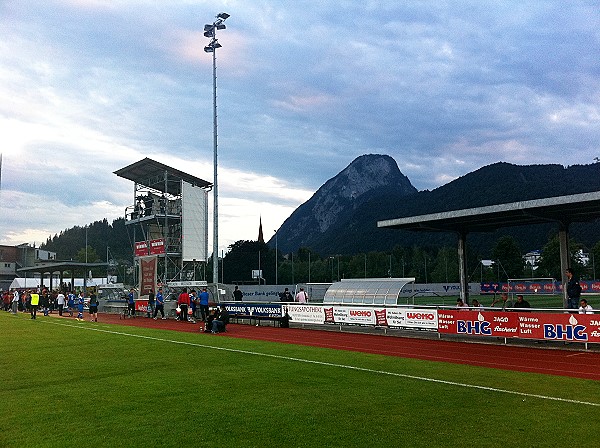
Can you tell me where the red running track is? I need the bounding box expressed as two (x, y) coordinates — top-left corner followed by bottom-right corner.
(61, 313), (600, 381)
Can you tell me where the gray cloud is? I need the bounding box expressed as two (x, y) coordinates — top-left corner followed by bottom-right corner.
(1, 0), (599, 248)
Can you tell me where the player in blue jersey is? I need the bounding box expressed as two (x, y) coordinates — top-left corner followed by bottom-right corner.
(67, 292), (75, 317)
(76, 293), (85, 321)
(153, 287), (166, 319)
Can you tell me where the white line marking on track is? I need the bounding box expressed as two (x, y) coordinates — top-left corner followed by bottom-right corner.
(42, 319), (600, 408)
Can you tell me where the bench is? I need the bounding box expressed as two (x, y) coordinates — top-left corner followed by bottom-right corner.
(102, 304), (136, 319)
(230, 314), (283, 327)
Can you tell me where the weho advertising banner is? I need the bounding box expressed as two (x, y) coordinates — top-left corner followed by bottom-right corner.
(330, 307), (377, 325)
(321, 306), (438, 329)
(377, 308), (438, 329)
(438, 310), (600, 343)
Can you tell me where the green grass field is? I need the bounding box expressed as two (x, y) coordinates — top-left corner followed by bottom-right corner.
(2, 312), (599, 448)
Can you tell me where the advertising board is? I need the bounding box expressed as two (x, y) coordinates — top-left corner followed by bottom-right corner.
(438, 310), (600, 343)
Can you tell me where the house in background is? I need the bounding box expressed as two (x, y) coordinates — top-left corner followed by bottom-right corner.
(0, 243), (57, 291)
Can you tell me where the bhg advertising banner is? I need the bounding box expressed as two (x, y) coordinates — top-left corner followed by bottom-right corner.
(517, 313), (600, 343)
(438, 310), (519, 337)
(438, 310), (600, 343)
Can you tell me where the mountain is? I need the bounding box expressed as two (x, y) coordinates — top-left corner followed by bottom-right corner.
(272, 154), (417, 254)
(271, 159), (600, 256)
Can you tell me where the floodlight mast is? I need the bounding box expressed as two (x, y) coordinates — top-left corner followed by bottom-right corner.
(204, 13), (229, 286)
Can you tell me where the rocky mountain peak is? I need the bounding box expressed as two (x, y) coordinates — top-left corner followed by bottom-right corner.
(273, 154), (417, 252)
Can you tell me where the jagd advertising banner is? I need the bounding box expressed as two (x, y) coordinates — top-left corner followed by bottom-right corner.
(438, 310), (600, 343)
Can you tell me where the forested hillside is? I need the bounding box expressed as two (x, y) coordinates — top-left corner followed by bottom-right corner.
(41, 218), (131, 263)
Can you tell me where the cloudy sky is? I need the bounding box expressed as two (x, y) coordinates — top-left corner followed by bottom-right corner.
(1, 1), (599, 254)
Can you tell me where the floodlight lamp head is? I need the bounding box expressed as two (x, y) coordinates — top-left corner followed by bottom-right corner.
(217, 12), (230, 20)
(204, 30), (214, 38)
(216, 24), (226, 30)
(204, 45), (214, 53)
(204, 24), (214, 31)
(213, 40), (222, 49)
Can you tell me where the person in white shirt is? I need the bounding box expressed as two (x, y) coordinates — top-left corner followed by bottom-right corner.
(11, 290), (19, 314)
(56, 291), (66, 316)
(578, 299), (594, 314)
(295, 288), (308, 303)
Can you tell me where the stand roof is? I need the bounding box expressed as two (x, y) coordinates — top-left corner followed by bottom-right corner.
(378, 191), (600, 233)
(114, 158), (211, 196)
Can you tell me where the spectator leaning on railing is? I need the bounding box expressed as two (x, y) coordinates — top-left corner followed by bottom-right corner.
(512, 294), (531, 310)
(578, 299), (593, 314)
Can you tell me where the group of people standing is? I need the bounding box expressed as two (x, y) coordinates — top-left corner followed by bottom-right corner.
(175, 287), (210, 322)
(279, 287), (309, 303)
(2, 288), (99, 321)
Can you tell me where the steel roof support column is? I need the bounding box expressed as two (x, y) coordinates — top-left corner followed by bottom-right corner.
(558, 222), (570, 308)
(457, 231), (469, 305)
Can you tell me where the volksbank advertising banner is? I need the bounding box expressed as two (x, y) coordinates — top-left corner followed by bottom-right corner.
(222, 303), (282, 317)
(438, 310), (600, 343)
(400, 283), (480, 297)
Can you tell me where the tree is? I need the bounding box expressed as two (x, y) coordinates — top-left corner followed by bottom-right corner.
(591, 241), (600, 280)
(430, 246), (459, 283)
(491, 236), (524, 280)
(223, 240), (275, 284)
(536, 236), (585, 279)
(75, 246), (100, 263)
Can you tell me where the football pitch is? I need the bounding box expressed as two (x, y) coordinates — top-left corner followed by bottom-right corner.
(2, 313), (599, 447)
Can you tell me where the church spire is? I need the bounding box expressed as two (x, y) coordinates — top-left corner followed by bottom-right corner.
(258, 216), (264, 243)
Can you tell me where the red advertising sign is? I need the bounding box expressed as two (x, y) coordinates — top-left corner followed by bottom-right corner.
(135, 300), (149, 312)
(374, 309), (387, 326)
(438, 310), (600, 343)
(135, 241), (148, 257)
(324, 307), (335, 323)
(438, 310), (519, 337)
(517, 312), (600, 343)
(139, 256), (157, 296)
(149, 238), (165, 255)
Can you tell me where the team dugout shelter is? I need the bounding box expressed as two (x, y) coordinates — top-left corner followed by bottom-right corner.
(378, 190), (600, 307)
(17, 262), (109, 292)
